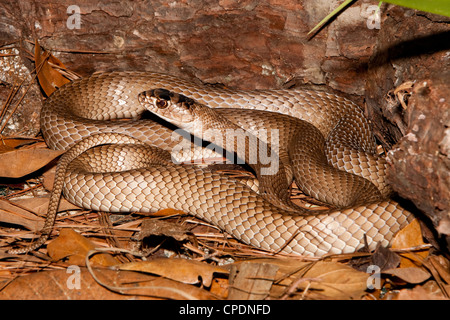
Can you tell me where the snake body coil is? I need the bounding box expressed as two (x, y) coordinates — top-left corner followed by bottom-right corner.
(18, 71), (413, 256)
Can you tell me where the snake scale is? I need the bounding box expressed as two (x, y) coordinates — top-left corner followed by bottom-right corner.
(11, 71), (413, 256)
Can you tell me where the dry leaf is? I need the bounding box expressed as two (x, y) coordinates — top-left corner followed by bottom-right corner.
(90, 268), (220, 300)
(392, 218), (429, 267)
(428, 255), (450, 284)
(0, 208), (43, 232)
(0, 147), (63, 178)
(35, 40), (70, 96)
(231, 258), (369, 299)
(11, 195), (79, 216)
(301, 261), (370, 299)
(0, 267), (216, 300)
(115, 258), (228, 287)
(228, 261), (279, 300)
(396, 281), (448, 300)
(371, 244), (401, 271)
(0, 144), (14, 153)
(47, 229), (118, 267)
(0, 268), (130, 300)
(383, 267), (431, 284)
(0, 198), (44, 231)
(0, 138), (38, 151)
(42, 165), (57, 191)
(0, 196), (79, 231)
(210, 277), (229, 299)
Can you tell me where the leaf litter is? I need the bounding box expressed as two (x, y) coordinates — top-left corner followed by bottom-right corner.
(0, 41), (449, 300)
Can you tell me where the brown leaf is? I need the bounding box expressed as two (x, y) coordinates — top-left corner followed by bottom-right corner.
(35, 40), (70, 96)
(231, 258), (369, 299)
(47, 229), (119, 267)
(428, 255), (450, 284)
(115, 258), (228, 287)
(383, 267), (431, 284)
(0, 144), (14, 153)
(210, 277), (229, 299)
(301, 261), (370, 299)
(391, 218), (429, 267)
(42, 165), (57, 191)
(371, 244), (401, 271)
(0, 147), (63, 178)
(91, 268), (220, 300)
(228, 261), (279, 300)
(0, 196), (79, 231)
(0, 268), (127, 300)
(0, 267), (217, 300)
(0, 138), (38, 151)
(396, 281), (448, 300)
(11, 195), (79, 216)
(0, 198), (44, 231)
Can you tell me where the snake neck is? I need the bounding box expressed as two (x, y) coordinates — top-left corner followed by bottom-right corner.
(185, 104), (297, 211)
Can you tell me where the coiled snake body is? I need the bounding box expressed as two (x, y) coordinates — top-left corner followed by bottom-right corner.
(14, 71), (412, 256)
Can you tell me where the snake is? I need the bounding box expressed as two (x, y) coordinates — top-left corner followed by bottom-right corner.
(10, 71), (413, 256)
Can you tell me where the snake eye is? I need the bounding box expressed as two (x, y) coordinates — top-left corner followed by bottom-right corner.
(156, 99), (168, 109)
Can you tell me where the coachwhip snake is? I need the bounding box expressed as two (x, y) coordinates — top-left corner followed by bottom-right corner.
(11, 71), (413, 256)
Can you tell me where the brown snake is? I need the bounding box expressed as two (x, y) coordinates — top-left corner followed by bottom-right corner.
(10, 71), (413, 256)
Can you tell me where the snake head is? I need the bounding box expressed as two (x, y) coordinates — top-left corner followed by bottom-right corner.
(138, 88), (197, 128)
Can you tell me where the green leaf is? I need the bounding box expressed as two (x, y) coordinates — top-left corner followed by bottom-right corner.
(383, 0), (450, 18)
(308, 0), (450, 37)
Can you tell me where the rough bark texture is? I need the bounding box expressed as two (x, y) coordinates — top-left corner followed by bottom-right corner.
(365, 7), (450, 245)
(0, 1), (449, 246)
(387, 77), (449, 238)
(1, 0), (382, 90)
